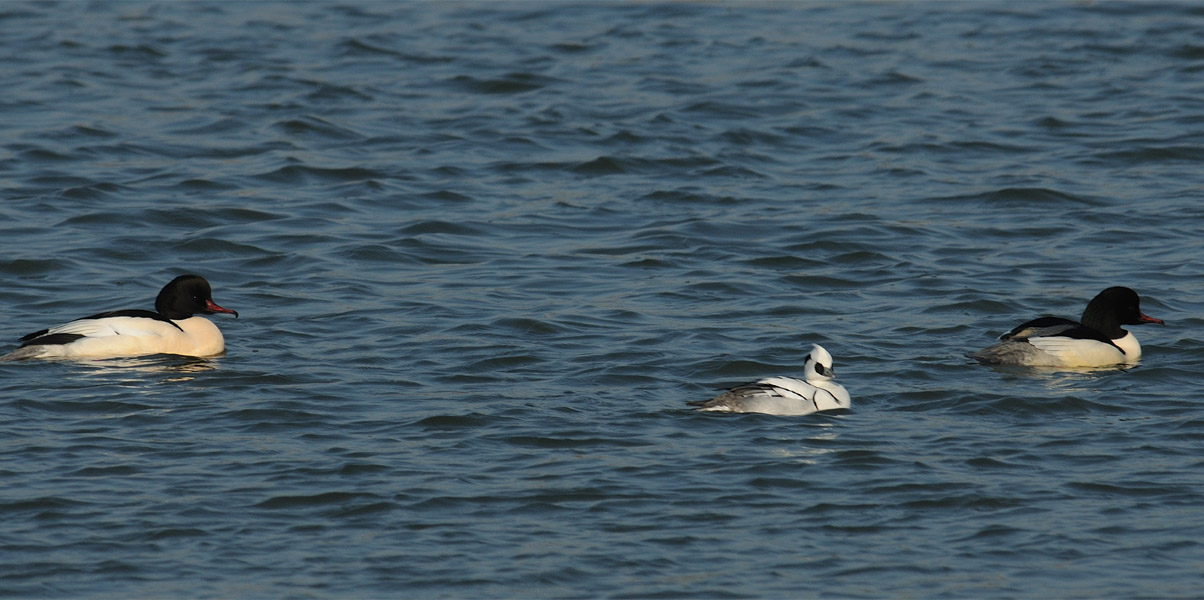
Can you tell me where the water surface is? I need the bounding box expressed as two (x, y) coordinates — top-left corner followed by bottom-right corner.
(2, 2), (1203, 598)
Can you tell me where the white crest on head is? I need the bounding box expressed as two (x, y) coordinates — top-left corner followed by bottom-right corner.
(805, 344), (836, 383)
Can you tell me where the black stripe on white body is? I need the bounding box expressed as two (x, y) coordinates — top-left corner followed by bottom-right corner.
(690, 344), (851, 416)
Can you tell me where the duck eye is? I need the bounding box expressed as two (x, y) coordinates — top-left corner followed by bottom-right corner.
(815, 364), (828, 376)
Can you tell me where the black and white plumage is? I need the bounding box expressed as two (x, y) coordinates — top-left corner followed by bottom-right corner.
(690, 344), (851, 416)
(969, 286), (1163, 368)
(2, 274), (238, 361)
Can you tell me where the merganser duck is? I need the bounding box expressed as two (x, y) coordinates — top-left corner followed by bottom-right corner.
(969, 286), (1163, 367)
(689, 344), (851, 416)
(1, 274), (238, 361)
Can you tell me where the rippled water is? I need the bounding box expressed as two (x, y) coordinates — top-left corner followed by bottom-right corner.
(2, 2), (1203, 598)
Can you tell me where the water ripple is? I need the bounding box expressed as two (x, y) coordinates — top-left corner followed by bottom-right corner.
(2, 2), (1203, 599)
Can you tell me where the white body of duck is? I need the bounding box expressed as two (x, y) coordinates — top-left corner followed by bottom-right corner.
(970, 286), (1163, 368)
(2, 274), (238, 361)
(690, 344), (851, 416)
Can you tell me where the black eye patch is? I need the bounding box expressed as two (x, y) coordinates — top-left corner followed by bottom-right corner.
(814, 363), (828, 376)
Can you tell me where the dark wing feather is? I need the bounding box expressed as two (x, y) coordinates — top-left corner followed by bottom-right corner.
(18, 328), (50, 343)
(688, 382), (787, 409)
(1000, 317), (1078, 341)
(19, 333), (86, 347)
(78, 309), (179, 328)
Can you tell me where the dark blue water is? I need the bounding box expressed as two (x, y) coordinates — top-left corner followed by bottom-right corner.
(2, 2), (1203, 598)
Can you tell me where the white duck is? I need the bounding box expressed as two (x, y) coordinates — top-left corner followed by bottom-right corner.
(2, 274), (238, 361)
(690, 344), (851, 416)
(969, 286), (1163, 367)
